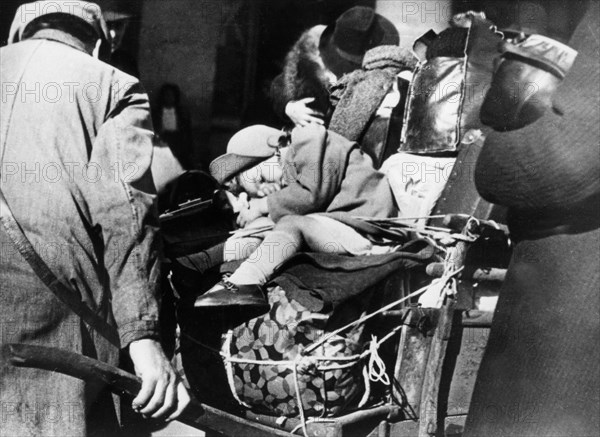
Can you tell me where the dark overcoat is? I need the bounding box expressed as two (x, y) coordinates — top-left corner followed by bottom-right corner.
(464, 3), (600, 435)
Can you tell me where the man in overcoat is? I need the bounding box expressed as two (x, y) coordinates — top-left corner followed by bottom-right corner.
(464, 1), (599, 435)
(0, 2), (189, 436)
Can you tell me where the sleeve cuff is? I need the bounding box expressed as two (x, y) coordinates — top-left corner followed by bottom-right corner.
(118, 320), (160, 348)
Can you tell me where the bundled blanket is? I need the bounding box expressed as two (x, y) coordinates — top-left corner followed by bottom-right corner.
(271, 239), (435, 312)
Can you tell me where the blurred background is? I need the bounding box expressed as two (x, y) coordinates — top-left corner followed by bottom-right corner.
(0, 0), (583, 172)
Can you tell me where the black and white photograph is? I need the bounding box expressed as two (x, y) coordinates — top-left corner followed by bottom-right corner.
(1, 1), (598, 436)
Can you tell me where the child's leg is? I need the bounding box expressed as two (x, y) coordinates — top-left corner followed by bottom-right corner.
(228, 214), (373, 285)
(301, 215), (374, 255)
(178, 242), (226, 273)
(222, 216), (274, 262)
(180, 215), (273, 273)
(178, 237), (262, 273)
(223, 237), (263, 262)
(227, 216), (304, 285)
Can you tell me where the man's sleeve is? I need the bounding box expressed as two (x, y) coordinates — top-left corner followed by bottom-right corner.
(267, 124), (346, 222)
(87, 81), (161, 347)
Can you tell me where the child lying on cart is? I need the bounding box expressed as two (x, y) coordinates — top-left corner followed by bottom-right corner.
(175, 132), (289, 274)
(194, 123), (398, 310)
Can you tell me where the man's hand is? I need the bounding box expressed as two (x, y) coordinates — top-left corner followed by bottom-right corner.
(237, 197), (268, 228)
(129, 339), (190, 421)
(285, 98), (325, 127)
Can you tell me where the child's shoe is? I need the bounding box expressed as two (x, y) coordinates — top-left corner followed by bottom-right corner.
(194, 278), (268, 309)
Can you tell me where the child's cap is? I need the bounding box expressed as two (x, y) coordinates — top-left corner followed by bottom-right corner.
(210, 125), (283, 184)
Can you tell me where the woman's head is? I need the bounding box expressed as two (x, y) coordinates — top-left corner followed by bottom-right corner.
(319, 6), (400, 77)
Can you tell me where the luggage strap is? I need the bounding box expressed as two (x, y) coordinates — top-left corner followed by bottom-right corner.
(0, 187), (120, 347)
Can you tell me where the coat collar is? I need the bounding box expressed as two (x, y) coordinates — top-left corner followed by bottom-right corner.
(29, 29), (93, 55)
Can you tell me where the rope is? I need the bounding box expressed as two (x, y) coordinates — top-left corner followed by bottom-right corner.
(359, 365), (371, 408)
(354, 215), (479, 244)
(303, 268), (462, 355)
(292, 362), (309, 437)
(222, 272), (458, 433)
(305, 325), (404, 372)
(173, 223), (471, 436)
(184, 269), (462, 433)
(416, 232), (449, 254)
(178, 211), (490, 434)
(366, 335), (391, 386)
(218, 311), (411, 434)
(353, 214), (446, 222)
(223, 330), (252, 409)
(358, 334), (393, 408)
